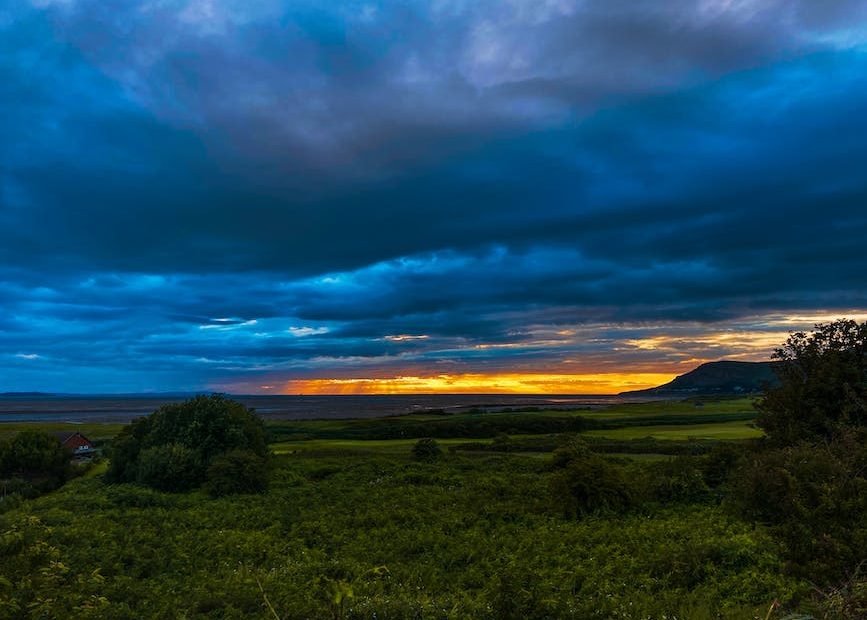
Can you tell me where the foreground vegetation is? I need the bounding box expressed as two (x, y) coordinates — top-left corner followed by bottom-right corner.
(2, 320), (866, 618)
(2, 451), (802, 619)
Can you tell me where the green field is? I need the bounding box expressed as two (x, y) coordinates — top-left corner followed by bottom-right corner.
(263, 396), (762, 455)
(583, 419), (763, 441)
(578, 397), (757, 420)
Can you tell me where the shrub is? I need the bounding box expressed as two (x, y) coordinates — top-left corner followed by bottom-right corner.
(728, 433), (867, 583)
(411, 438), (443, 462)
(106, 417), (152, 483)
(0, 430), (69, 490)
(549, 435), (591, 469)
(549, 452), (635, 516)
(647, 456), (711, 504)
(106, 394), (269, 493)
(724, 321), (867, 590)
(136, 443), (202, 492)
(701, 441), (746, 488)
(205, 449), (269, 497)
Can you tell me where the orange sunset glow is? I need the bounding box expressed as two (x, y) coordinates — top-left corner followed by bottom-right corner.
(283, 372), (679, 395)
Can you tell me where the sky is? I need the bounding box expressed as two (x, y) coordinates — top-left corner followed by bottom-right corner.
(2, 0), (867, 394)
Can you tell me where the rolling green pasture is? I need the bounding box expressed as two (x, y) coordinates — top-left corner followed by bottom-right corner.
(264, 396), (762, 456)
(578, 396), (757, 420)
(583, 419), (763, 441)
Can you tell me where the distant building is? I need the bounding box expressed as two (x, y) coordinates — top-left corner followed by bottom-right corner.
(52, 431), (96, 458)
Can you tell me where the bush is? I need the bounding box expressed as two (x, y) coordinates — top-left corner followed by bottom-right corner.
(411, 438), (443, 462)
(728, 433), (867, 583)
(107, 394), (269, 493)
(647, 456), (711, 504)
(0, 430), (69, 490)
(549, 451), (636, 516)
(757, 319), (867, 445)
(205, 449), (269, 497)
(549, 435), (591, 469)
(701, 442), (746, 488)
(106, 418), (152, 483)
(722, 321), (867, 591)
(135, 443), (202, 492)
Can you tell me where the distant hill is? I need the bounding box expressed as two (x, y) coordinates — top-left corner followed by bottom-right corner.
(0, 391), (54, 398)
(620, 360), (779, 397)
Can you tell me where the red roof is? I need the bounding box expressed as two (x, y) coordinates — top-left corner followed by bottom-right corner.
(52, 431), (95, 452)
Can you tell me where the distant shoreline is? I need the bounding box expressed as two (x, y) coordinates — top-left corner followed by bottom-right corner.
(0, 393), (667, 424)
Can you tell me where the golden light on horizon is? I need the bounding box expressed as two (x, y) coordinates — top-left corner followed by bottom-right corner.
(283, 372), (678, 395)
(215, 314), (867, 397)
(624, 330), (785, 353)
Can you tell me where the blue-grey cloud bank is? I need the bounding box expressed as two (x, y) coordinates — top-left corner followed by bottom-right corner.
(2, 0), (867, 392)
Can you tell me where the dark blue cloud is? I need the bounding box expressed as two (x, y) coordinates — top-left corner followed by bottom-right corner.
(2, 0), (867, 391)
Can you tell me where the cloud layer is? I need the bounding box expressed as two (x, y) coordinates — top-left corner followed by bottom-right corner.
(2, 0), (867, 392)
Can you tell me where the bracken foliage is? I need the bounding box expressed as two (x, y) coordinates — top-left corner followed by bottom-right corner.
(0, 454), (803, 619)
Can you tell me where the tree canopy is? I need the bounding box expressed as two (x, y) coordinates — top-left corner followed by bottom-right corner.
(757, 319), (867, 445)
(106, 394), (269, 493)
(731, 319), (867, 583)
(0, 430), (69, 483)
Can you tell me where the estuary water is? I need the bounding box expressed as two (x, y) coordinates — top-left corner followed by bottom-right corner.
(0, 393), (656, 423)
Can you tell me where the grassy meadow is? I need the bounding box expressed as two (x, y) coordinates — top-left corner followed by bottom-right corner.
(0, 396), (819, 618)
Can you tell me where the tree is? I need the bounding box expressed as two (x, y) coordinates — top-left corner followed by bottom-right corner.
(729, 320), (867, 585)
(105, 415), (153, 483)
(106, 394), (269, 493)
(757, 319), (867, 445)
(0, 430), (69, 488)
(727, 432), (867, 582)
(135, 443), (202, 492)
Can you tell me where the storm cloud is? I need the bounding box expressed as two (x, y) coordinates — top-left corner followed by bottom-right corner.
(2, 0), (867, 391)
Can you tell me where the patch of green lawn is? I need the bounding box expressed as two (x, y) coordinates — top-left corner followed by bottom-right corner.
(584, 419), (763, 440)
(579, 396), (757, 420)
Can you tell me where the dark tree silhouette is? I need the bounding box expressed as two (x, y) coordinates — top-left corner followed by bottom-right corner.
(757, 319), (867, 445)
(0, 430), (70, 490)
(107, 394), (269, 494)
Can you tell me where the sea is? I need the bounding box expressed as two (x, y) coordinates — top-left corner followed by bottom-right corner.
(0, 393), (658, 424)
